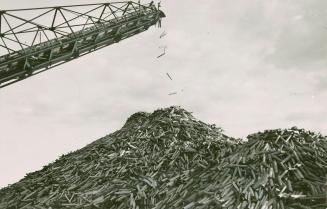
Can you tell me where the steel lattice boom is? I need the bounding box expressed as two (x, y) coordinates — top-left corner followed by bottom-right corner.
(0, 1), (165, 88)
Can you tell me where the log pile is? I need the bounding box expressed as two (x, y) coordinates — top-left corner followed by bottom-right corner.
(216, 128), (327, 209)
(0, 107), (326, 209)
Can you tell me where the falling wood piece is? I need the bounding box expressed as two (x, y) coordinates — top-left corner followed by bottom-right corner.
(160, 31), (167, 38)
(166, 72), (173, 80)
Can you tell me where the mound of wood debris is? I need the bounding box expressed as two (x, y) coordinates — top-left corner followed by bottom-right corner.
(0, 107), (326, 209)
(217, 128), (327, 209)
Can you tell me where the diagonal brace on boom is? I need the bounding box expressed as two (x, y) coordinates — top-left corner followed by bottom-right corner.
(0, 1), (165, 89)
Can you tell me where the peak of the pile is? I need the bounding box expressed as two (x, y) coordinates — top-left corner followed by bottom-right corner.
(246, 126), (326, 143)
(114, 106), (229, 145)
(123, 106), (195, 126)
(150, 106), (195, 119)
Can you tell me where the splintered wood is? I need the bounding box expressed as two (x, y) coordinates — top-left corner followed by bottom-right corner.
(0, 107), (326, 209)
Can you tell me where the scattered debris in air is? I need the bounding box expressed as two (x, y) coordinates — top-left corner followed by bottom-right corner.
(166, 73), (172, 80)
(157, 53), (165, 58)
(160, 31), (167, 38)
(157, 46), (167, 58)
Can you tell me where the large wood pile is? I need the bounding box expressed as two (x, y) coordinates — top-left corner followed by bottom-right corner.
(0, 107), (326, 209)
(216, 128), (327, 209)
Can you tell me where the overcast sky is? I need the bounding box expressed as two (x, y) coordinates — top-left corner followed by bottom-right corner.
(0, 0), (326, 188)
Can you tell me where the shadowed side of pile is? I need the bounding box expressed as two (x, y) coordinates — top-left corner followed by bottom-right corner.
(0, 107), (236, 209)
(216, 127), (327, 209)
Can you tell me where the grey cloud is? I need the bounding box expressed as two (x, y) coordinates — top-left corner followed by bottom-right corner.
(263, 1), (327, 70)
(210, 0), (327, 71)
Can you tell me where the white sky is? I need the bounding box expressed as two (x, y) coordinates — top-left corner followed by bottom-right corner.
(0, 0), (326, 188)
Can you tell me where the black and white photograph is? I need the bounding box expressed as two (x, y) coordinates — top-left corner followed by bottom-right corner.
(0, 0), (326, 208)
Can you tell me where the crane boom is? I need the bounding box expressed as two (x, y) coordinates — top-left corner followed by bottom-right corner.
(0, 1), (165, 88)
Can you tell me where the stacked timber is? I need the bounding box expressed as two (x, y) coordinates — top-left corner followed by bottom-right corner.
(0, 107), (326, 209)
